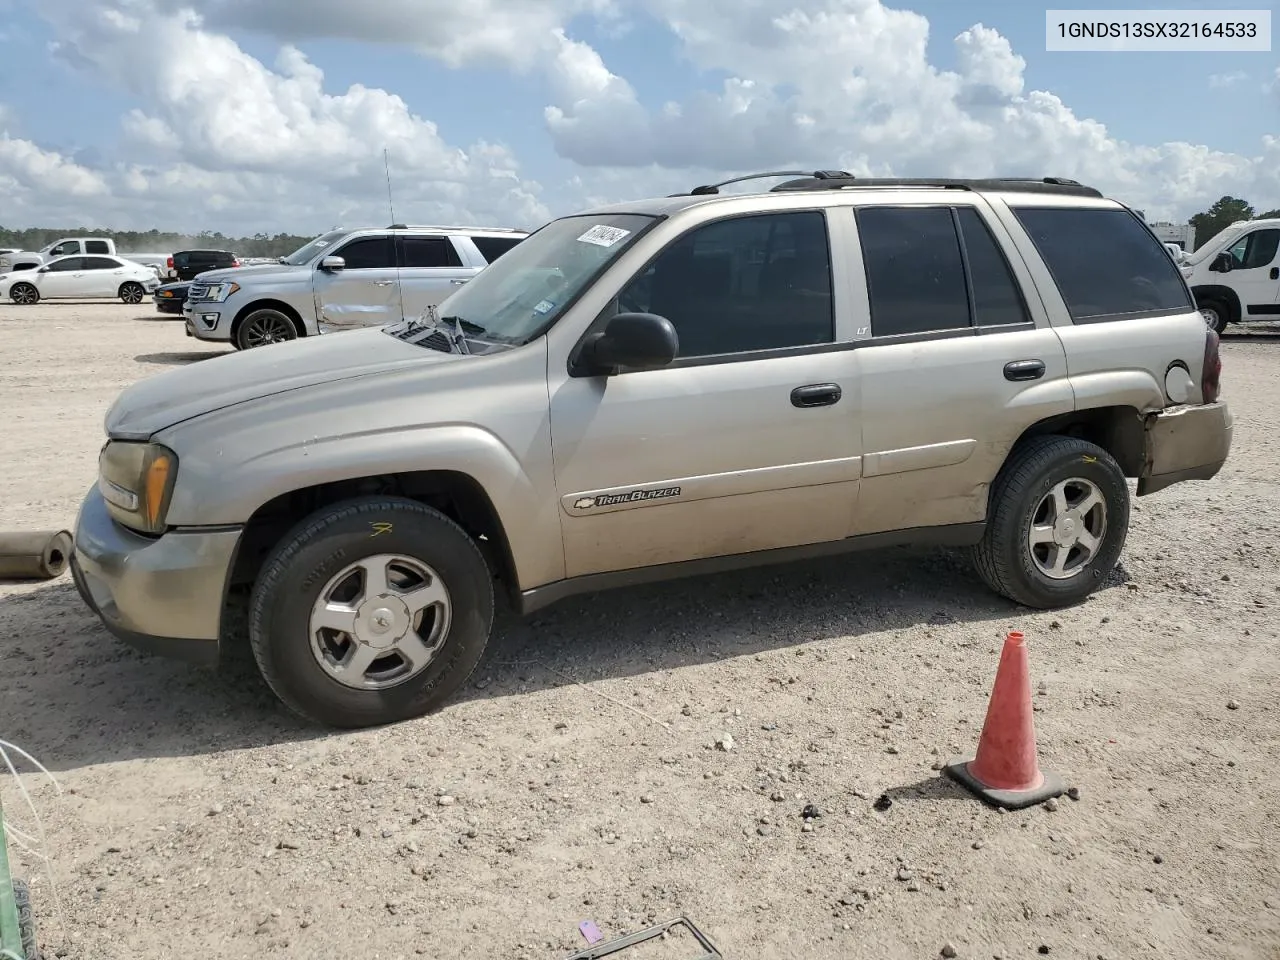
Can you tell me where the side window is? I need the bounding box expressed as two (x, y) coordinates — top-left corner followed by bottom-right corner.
(956, 208), (1030, 327)
(471, 236), (523, 264)
(84, 240), (110, 254)
(1011, 207), (1193, 322)
(1228, 229), (1280, 270)
(49, 242), (78, 257)
(46, 257), (84, 272)
(81, 257), (118, 270)
(616, 211), (834, 359)
(857, 207), (969, 336)
(400, 237), (463, 269)
(332, 236), (395, 270)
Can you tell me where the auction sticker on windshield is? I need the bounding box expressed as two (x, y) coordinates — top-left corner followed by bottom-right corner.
(577, 224), (631, 247)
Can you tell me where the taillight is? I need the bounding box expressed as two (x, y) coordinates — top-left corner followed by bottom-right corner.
(232, 258), (240, 267)
(166, 256), (174, 269)
(1202, 327), (1222, 403)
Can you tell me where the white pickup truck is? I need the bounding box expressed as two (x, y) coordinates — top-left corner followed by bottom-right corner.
(0, 237), (171, 276)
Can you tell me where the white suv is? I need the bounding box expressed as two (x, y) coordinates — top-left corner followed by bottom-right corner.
(183, 224), (528, 349)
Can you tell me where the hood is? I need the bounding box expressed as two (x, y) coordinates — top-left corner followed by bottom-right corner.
(105, 326), (466, 440)
(195, 263), (301, 283)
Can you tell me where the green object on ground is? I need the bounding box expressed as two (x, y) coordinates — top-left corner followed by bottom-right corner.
(0, 794), (25, 959)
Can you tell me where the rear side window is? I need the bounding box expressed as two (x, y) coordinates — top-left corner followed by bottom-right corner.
(471, 236), (523, 264)
(82, 257), (120, 270)
(1011, 207), (1193, 322)
(85, 240), (110, 254)
(400, 237), (463, 269)
(857, 207), (970, 336)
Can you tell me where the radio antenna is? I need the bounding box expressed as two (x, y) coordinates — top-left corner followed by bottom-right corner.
(384, 147), (409, 323)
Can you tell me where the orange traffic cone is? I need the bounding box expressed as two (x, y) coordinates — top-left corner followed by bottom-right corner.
(943, 631), (1065, 810)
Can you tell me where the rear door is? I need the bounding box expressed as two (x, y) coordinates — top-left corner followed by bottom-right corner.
(313, 234), (400, 332)
(396, 235), (471, 319)
(843, 199), (1074, 535)
(80, 256), (126, 297)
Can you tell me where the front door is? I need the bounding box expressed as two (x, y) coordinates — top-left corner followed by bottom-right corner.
(548, 209), (863, 579)
(1224, 227), (1280, 318)
(37, 257), (85, 298)
(396, 236), (476, 320)
(313, 234), (401, 332)
(844, 203), (1073, 535)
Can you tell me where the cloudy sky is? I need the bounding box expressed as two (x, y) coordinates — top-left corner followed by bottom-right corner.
(0, 0), (1277, 235)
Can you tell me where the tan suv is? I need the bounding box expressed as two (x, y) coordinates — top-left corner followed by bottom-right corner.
(70, 172), (1233, 728)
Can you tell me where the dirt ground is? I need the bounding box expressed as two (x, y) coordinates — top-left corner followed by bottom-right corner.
(0, 300), (1277, 960)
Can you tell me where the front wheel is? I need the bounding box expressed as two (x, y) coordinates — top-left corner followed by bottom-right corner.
(10, 282), (39, 305)
(247, 497), (494, 728)
(973, 435), (1129, 609)
(235, 309), (298, 350)
(119, 281), (145, 305)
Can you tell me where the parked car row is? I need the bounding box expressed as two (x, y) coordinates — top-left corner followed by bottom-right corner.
(0, 254), (160, 304)
(180, 224), (527, 349)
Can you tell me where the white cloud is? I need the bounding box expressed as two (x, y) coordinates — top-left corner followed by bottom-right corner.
(1208, 70), (1246, 89)
(543, 1), (1280, 221)
(6, 0), (1280, 233)
(2, 0), (550, 233)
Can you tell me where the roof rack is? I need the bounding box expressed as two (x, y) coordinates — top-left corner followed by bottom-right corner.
(767, 175), (1103, 198)
(385, 224), (526, 233)
(672, 170), (855, 197)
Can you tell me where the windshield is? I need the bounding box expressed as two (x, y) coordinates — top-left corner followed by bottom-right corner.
(1187, 222), (1248, 265)
(389, 213), (658, 347)
(281, 229), (349, 266)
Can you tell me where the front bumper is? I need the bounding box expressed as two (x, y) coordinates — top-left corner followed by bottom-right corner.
(1137, 400), (1233, 496)
(71, 484), (242, 665)
(182, 302), (232, 341)
(155, 297), (185, 314)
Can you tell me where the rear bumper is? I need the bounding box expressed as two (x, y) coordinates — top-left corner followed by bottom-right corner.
(71, 485), (241, 666)
(1137, 400), (1233, 496)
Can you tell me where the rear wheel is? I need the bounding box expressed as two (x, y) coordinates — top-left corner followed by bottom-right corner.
(973, 435), (1129, 609)
(1198, 298), (1230, 334)
(119, 281), (145, 305)
(10, 282), (39, 305)
(235, 309), (298, 350)
(247, 497), (494, 728)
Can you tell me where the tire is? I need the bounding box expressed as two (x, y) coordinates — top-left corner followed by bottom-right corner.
(973, 435), (1129, 609)
(10, 282), (39, 305)
(1197, 298), (1230, 334)
(247, 497), (494, 728)
(13, 877), (41, 960)
(235, 308), (298, 350)
(118, 281), (145, 305)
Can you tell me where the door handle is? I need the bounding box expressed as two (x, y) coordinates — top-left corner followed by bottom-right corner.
(790, 383), (842, 408)
(1004, 359), (1046, 382)
(1270, 267), (1278, 280)
(450, 278), (469, 285)
(373, 280), (394, 286)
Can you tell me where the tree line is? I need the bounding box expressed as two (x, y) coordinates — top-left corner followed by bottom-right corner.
(1191, 197), (1280, 249)
(0, 227), (315, 258)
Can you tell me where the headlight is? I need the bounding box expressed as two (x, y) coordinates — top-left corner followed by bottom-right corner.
(202, 281), (239, 302)
(98, 441), (179, 535)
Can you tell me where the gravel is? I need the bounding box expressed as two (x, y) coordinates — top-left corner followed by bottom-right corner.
(1, 304), (1278, 960)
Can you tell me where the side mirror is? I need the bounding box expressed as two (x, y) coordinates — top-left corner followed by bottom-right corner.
(319, 255), (346, 273)
(1210, 252), (1233, 273)
(579, 312), (679, 374)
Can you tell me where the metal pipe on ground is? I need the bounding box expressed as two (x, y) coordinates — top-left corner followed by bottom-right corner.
(0, 531), (73, 581)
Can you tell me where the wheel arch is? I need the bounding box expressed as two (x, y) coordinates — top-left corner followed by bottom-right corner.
(229, 470), (521, 608)
(1191, 284), (1241, 324)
